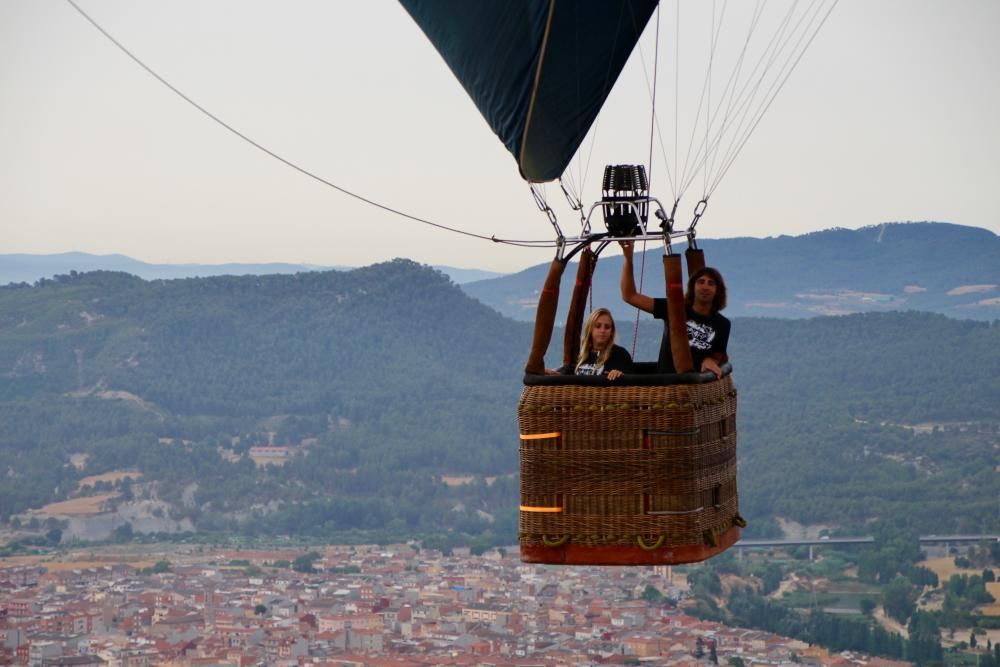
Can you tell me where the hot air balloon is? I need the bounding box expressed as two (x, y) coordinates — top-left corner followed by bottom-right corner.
(402, 0), (832, 564)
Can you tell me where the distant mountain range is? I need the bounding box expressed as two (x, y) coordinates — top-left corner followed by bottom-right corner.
(0, 252), (504, 286)
(462, 222), (1000, 321)
(6, 223), (997, 321)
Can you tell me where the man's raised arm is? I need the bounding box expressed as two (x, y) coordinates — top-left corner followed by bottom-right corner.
(619, 241), (655, 313)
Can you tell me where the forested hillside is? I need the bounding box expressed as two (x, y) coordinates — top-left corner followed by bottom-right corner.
(728, 313), (999, 535)
(0, 263), (996, 548)
(464, 222), (1000, 321)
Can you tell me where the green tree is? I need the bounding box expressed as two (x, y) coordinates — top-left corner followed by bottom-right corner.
(112, 522), (134, 543)
(883, 576), (918, 624)
(292, 551), (321, 573)
(860, 598), (876, 617)
(641, 585), (664, 603)
(760, 562), (784, 595)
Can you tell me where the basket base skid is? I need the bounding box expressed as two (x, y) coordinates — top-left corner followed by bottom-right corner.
(520, 526), (741, 566)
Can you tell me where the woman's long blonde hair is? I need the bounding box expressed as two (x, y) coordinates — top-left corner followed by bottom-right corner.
(576, 308), (617, 372)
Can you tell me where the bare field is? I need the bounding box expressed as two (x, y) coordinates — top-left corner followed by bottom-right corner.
(922, 557), (1000, 618)
(41, 559), (157, 572)
(983, 581), (1000, 616)
(921, 556), (981, 582)
(2, 543), (187, 571)
(77, 471), (142, 490)
(0, 555), (48, 568)
(0, 554), (156, 571)
(34, 493), (118, 516)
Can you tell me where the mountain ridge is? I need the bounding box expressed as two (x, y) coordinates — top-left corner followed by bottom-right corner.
(462, 221), (1000, 321)
(0, 251), (503, 286)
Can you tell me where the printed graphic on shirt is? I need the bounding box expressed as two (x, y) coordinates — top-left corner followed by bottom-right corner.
(576, 361), (605, 376)
(687, 320), (716, 351)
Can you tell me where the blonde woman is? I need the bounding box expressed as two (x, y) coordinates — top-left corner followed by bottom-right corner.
(558, 308), (633, 380)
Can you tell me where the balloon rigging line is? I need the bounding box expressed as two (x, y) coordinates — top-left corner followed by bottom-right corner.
(704, 0), (765, 193)
(570, 13), (584, 205)
(679, 0), (787, 196)
(579, 110), (603, 205)
(635, 17), (677, 198)
(560, 0), (836, 243)
(582, 2), (631, 201)
(674, 1), (681, 198)
(647, 5), (662, 196)
(522, 0), (837, 242)
(706, 0), (838, 196)
(63, 0), (556, 248)
(632, 3), (662, 356)
(678, 0), (777, 199)
(701, 0), (724, 196)
(556, 1), (635, 231)
(701, 0), (810, 194)
(671, 0), (837, 202)
(634, 48), (675, 204)
(678, 0), (727, 199)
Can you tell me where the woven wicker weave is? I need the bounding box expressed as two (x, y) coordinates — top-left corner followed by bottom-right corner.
(518, 374), (742, 565)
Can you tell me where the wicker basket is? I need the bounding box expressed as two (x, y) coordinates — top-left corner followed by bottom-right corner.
(518, 373), (742, 565)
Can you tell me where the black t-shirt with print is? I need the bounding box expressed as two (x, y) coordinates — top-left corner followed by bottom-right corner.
(652, 298), (730, 373)
(559, 344), (633, 376)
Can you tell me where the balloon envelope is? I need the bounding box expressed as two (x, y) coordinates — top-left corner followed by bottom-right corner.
(400, 1), (659, 182)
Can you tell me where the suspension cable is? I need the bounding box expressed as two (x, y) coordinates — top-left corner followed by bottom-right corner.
(581, 3), (631, 200)
(635, 12), (676, 199)
(677, 0), (730, 198)
(702, 0), (812, 194)
(647, 6), (662, 203)
(674, 1), (681, 199)
(707, 0), (839, 196)
(654, 0), (837, 207)
(704, 0), (766, 191)
(692, 0), (838, 200)
(679, 0), (798, 199)
(630, 237), (649, 359)
(702, 0), (724, 196)
(63, 0), (557, 248)
(629, 5), (662, 357)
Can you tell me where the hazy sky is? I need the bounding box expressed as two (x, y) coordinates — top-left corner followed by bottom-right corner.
(2, 1), (998, 272)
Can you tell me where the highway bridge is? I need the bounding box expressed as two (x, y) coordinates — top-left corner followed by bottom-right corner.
(732, 534), (998, 560)
(735, 534), (999, 548)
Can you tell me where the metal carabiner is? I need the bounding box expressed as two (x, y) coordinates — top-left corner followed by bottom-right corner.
(530, 184), (564, 247)
(558, 178), (589, 232)
(689, 198), (708, 232)
(659, 198), (679, 234)
(657, 198), (680, 255)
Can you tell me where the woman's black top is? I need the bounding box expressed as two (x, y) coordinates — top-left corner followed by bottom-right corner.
(559, 344), (633, 376)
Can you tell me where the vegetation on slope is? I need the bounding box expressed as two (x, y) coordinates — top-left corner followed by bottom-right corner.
(1, 263), (997, 548)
